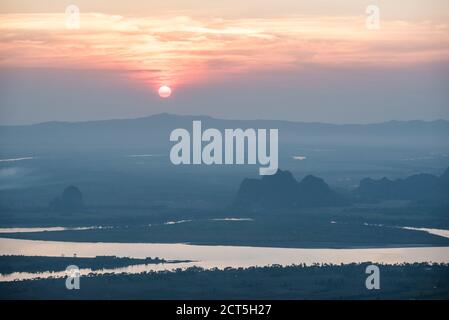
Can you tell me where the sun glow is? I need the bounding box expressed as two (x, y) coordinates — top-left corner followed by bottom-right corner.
(158, 85), (172, 98)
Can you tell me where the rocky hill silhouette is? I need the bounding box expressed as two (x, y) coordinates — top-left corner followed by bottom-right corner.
(50, 186), (85, 213)
(354, 166), (449, 204)
(234, 169), (347, 209)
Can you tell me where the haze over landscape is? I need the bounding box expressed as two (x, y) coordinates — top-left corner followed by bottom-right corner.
(0, 0), (449, 300)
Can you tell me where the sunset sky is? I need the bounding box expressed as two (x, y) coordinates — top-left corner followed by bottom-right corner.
(0, 0), (448, 124)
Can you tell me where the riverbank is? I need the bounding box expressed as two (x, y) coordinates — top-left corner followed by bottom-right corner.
(1, 263), (448, 299)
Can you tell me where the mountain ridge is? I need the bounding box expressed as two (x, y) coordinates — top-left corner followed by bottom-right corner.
(1, 113), (447, 155)
(1, 113), (448, 128)
(355, 167), (449, 204)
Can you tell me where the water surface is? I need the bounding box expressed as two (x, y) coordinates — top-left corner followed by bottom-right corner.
(1, 237), (449, 281)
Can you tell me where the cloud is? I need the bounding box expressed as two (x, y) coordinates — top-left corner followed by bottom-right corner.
(0, 13), (448, 88)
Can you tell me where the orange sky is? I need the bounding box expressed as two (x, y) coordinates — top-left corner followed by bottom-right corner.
(0, 1), (448, 124)
(1, 2), (449, 90)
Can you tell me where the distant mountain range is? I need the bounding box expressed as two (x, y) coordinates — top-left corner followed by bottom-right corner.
(0, 113), (448, 155)
(234, 167), (449, 209)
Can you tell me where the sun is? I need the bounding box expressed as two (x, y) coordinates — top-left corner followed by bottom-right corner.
(158, 85), (172, 98)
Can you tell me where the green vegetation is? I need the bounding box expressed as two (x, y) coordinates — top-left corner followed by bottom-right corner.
(2, 206), (449, 248)
(1, 263), (448, 300)
(0, 255), (181, 274)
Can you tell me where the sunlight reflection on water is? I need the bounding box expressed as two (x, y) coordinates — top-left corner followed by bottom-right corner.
(1, 237), (449, 282)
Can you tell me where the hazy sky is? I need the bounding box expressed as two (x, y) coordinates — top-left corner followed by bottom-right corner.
(0, 0), (448, 124)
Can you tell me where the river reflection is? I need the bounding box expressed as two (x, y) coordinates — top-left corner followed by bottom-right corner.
(1, 237), (449, 282)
